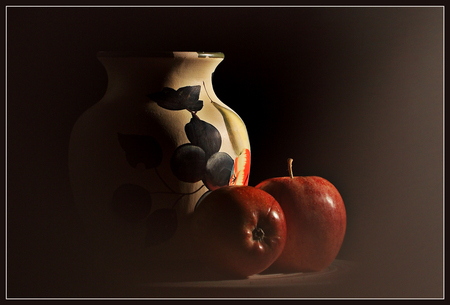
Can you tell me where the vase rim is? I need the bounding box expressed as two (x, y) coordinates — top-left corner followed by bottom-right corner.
(97, 51), (224, 59)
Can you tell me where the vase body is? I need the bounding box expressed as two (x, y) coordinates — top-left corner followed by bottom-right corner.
(68, 51), (251, 277)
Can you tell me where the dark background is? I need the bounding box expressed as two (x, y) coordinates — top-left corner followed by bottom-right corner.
(5, 5), (443, 298)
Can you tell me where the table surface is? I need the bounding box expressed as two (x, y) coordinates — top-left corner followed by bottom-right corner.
(126, 259), (360, 298)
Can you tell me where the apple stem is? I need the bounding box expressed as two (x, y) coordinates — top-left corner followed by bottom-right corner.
(288, 158), (294, 179)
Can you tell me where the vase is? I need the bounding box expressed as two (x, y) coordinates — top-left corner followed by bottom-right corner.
(68, 51), (251, 277)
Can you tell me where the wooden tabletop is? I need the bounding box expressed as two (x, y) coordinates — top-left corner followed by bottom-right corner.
(125, 259), (360, 298)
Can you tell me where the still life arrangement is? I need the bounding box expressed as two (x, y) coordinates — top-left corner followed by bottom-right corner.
(68, 51), (346, 282)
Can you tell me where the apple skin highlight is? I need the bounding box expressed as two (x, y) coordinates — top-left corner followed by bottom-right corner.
(190, 185), (287, 278)
(256, 160), (346, 273)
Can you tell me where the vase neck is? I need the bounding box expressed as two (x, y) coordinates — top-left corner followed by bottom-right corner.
(97, 52), (224, 100)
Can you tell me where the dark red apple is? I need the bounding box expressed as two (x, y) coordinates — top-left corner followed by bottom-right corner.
(256, 158), (346, 273)
(190, 185), (287, 278)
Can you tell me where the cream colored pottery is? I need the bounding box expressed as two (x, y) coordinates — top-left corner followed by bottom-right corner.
(68, 51), (251, 273)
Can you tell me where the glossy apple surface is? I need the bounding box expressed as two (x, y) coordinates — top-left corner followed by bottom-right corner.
(256, 159), (346, 273)
(190, 185), (287, 278)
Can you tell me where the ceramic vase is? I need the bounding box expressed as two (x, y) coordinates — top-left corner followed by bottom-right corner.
(68, 51), (251, 272)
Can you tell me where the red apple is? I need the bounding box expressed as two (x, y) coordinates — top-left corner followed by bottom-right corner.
(256, 158), (346, 273)
(190, 185), (287, 278)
